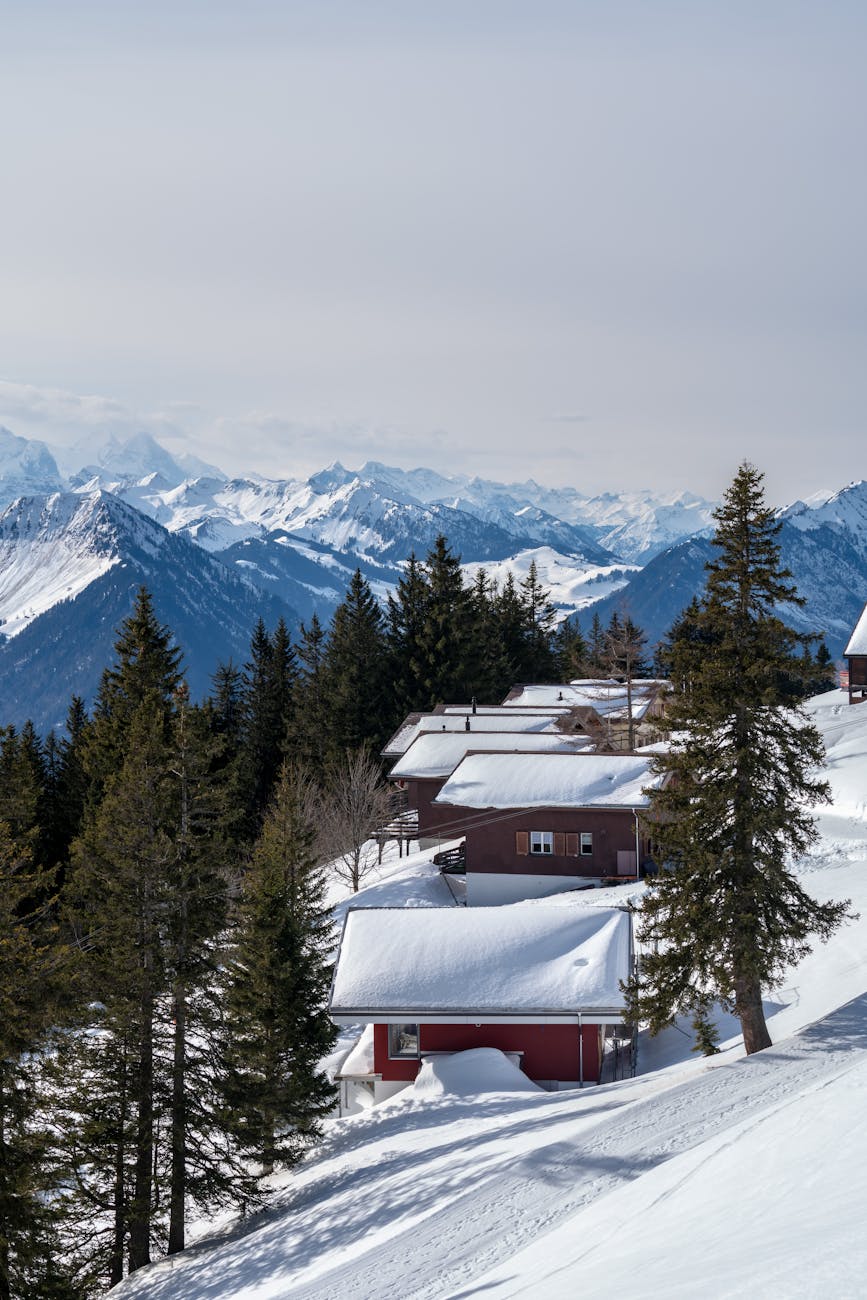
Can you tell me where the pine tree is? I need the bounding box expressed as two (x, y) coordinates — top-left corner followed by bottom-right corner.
(518, 560), (560, 681)
(321, 571), (388, 757)
(385, 554), (431, 719)
(418, 536), (476, 706)
(627, 463), (852, 1055)
(554, 616), (589, 680)
(0, 823), (78, 1300)
(288, 615), (330, 773)
(70, 698), (174, 1273)
(220, 763), (336, 1174)
(588, 611), (607, 675)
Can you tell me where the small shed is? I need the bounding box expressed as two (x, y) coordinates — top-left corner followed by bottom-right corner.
(845, 603), (867, 705)
(329, 904), (633, 1108)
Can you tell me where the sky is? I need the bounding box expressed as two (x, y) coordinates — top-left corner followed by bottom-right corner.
(1, 0), (865, 505)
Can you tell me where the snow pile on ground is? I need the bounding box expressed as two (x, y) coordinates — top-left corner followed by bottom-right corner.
(388, 1048), (542, 1104)
(114, 689), (867, 1300)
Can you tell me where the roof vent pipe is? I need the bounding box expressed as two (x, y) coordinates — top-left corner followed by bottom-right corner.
(465, 716), (471, 731)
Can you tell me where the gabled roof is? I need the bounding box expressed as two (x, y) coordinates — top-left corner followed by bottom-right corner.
(389, 730), (591, 781)
(329, 905), (631, 1021)
(503, 681), (665, 721)
(434, 750), (664, 810)
(382, 709), (566, 758)
(845, 603), (867, 657)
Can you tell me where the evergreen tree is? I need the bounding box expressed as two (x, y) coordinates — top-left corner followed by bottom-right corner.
(626, 464), (852, 1055)
(69, 698), (174, 1273)
(220, 763), (336, 1173)
(0, 822), (78, 1300)
(238, 619), (282, 829)
(86, 587), (183, 792)
(466, 569), (511, 702)
(554, 616), (589, 680)
(385, 554), (431, 719)
(321, 571), (388, 757)
(288, 615), (330, 772)
(418, 536), (476, 706)
(588, 611), (607, 675)
(493, 572), (529, 685)
(210, 661), (244, 742)
(518, 560), (559, 680)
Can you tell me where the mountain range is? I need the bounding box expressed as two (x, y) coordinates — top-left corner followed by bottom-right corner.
(0, 425), (864, 730)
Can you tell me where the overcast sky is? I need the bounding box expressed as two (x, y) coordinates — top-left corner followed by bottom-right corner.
(1, 1), (865, 504)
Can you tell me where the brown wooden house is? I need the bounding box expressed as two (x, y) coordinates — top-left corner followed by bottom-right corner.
(845, 603), (867, 704)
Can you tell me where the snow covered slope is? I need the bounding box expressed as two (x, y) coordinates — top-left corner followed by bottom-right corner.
(0, 493), (121, 638)
(113, 690), (867, 1300)
(0, 491), (299, 731)
(0, 425), (63, 502)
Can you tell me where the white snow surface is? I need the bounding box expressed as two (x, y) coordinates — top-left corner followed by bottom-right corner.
(505, 680), (663, 719)
(462, 547), (638, 618)
(435, 750), (663, 809)
(388, 729), (591, 780)
(844, 600), (867, 656)
(115, 689), (867, 1300)
(0, 492), (120, 636)
(396, 1048), (543, 1101)
(330, 905), (630, 1016)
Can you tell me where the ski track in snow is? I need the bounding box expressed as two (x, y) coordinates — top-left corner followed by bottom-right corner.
(289, 999), (867, 1300)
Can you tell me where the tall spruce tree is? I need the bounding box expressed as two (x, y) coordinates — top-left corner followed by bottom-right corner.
(220, 762), (336, 1174)
(288, 615), (330, 772)
(321, 571), (388, 757)
(0, 823), (78, 1300)
(386, 554), (431, 719)
(627, 463), (851, 1054)
(418, 536), (476, 706)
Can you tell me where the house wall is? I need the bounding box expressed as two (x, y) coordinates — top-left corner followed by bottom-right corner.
(463, 807), (646, 878)
(372, 1022), (601, 1085)
(848, 656), (867, 688)
(406, 777), (487, 842)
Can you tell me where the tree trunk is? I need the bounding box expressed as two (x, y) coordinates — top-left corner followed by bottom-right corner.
(734, 971), (772, 1054)
(128, 984), (154, 1272)
(109, 1047), (128, 1288)
(167, 980), (186, 1255)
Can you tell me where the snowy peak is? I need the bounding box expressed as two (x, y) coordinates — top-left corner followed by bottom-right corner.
(0, 426), (64, 501)
(782, 479), (867, 560)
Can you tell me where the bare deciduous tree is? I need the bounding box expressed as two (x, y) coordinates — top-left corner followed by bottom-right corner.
(318, 747), (393, 892)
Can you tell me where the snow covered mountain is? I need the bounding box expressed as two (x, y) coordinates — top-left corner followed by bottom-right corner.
(0, 425), (64, 500)
(0, 491), (298, 731)
(585, 507), (867, 658)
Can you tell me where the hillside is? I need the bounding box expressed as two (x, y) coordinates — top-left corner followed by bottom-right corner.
(114, 690), (867, 1299)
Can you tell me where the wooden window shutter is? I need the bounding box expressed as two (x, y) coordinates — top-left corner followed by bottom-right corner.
(553, 832), (566, 857)
(566, 833), (579, 857)
(516, 831), (529, 856)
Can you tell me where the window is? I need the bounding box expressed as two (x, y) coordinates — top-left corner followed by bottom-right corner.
(530, 830), (554, 855)
(388, 1023), (419, 1059)
(580, 832), (593, 857)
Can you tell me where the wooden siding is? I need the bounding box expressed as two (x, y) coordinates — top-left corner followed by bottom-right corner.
(372, 1022), (602, 1084)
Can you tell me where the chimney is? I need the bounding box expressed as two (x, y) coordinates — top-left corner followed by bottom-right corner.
(465, 715), (471, 731)
(471, 695), (477, 714)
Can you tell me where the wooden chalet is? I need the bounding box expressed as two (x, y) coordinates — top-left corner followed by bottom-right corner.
(433, 750), (666, 905)
(845, 603), (867, 704)
(330, 904), (634, 1111)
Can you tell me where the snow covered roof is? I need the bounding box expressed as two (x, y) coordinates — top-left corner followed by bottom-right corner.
(383, 710), (565, 757)
(389, 730), (591, 781)
(845, 603), (867, 657)
(434, 751), (664, 810)
(503, 681), (664, 720)
(330, 905), (631, 1020)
